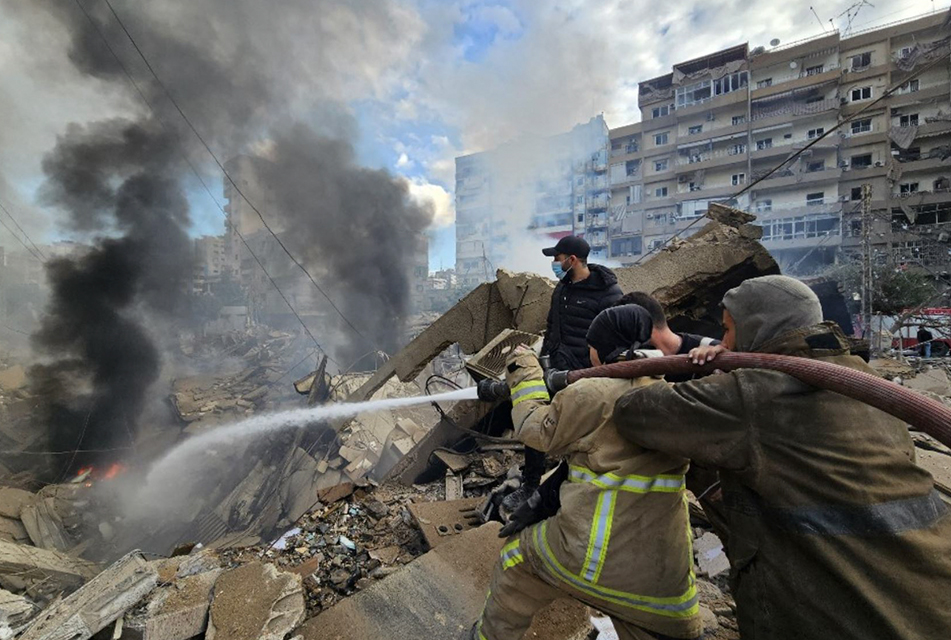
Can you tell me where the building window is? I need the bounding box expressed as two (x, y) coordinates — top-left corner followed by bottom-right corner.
(851, 187), (862, 200)
(675, 80), (714, 108)
(729, 143), (747, 155)
(805, 64), (824, 76)
(757, 78), (773, 89)
(732, 115), (746, 126)
(689, 182), (701, 192)
(851, 86), (872, 101)
(577, 214), (584, 223)
(899, 114), (919, 127)
(850, 52), (872, 70)
(898, 79), (920, 94)
(731, 173), (746, 185)
(654, 132), (669, 146)
(713, 71), (749, 96)
(652, 104), (672, 119)
(755, 199), (772, 213)
(851, 119), (872, 135)
(655, 187), (668, 198)
(851, 154), (872, 168)
(806, 192), (825, 205)
(654, 159), (669, 172)
(806, 161), (825, 173)
(807, 127), (825, 139)
(899, 46), (914, 59)
(900, 182), (919, 195)
(756, 138), (773, 150)
(688, 153), (703, 164)
(688, 125), (703, 135)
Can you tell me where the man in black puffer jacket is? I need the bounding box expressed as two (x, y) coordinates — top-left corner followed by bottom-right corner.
(502, 236), (622, 512)
(541, 236), (623, 370)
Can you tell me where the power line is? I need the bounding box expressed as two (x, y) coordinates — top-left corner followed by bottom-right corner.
(72, 0), (337, 367)
(100, 0), (380, 354)
(0, 214), (44, 263)
(0, 198), (46, 261)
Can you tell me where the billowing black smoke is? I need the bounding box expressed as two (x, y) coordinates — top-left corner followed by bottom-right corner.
(15, 0), (433, 470)
(30, 119), (191, 472)
(256, 125), (433, 366)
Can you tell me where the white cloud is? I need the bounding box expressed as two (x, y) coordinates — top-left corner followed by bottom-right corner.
(405, 177), (454, 227)
(396, 152), (414, 169)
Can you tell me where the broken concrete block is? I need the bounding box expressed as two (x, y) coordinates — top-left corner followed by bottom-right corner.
(19, 551), (157, 640)
(20, 497), (70, 552)
(206, 562), (305, 640)
(0, 588), (37, 635)
(0, 539), (98, 594)
(494, 269), (555, 335)
(0, 516), (29, 545)
(407, 498), (483, 549)
(0, 488), (33, 519)
(695, 532), (730, 578)
(128, 568), (222, 640)
(297, 523), (589, 640)
(903, 368), (951, 396)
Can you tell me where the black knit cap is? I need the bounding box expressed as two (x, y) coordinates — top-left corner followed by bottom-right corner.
(586, 304), (653, 364)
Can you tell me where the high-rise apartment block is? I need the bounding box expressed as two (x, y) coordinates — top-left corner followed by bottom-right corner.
(607, 12), (951, 273)
(454, 116), (610, 288)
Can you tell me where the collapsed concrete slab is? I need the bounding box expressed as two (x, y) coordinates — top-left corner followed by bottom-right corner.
(613, 210), (778, 334)
(349, 273), (554, 402)
(407, 498), (483, 549)
(296, 523), (589, 640)
(0, 539), (98, 595)
(126, 568), (222, 640)
(205, 562), (305, 640)
(18, 551), (157, 640)
(0, 588), (37, 636)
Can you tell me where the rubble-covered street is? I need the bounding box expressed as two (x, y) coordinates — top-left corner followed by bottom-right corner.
(0, 210), (947, 640)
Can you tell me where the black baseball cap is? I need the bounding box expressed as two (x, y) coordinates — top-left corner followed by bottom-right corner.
(542, 235), (590, 259)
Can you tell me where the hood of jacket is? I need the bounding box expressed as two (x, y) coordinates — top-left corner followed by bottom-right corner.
(722, 275), (823, 352)
(562, 263), (618, 291)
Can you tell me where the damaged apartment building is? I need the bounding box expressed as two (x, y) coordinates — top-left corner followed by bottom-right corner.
(457, 11), (951, 279)
(608, 11), (951, 274)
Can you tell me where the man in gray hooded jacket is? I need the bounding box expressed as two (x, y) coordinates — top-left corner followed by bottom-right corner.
(612, 275), (951, 640)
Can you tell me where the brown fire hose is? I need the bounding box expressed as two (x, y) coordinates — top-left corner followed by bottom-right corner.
(566, 353), (951, 450)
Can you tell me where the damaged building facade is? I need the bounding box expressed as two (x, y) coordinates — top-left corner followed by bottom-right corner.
(607, 12), (951, 274)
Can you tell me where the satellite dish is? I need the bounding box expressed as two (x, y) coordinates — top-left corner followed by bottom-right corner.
(770, 38), (781, 46)
(789, 61), (798, 69)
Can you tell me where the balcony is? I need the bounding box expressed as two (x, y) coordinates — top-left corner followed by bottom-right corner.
(751, 97), (838, 124)
(751, 167), (843, 190)
(587, 213), (609, 228)
(751, 67), (840, 99)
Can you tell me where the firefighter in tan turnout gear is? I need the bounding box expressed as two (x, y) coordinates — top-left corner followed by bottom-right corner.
(613, 275), (951, 640)
(471, 304), (702, 640)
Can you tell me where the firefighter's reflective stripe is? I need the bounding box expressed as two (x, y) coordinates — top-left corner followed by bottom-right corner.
(582, 489), (617, 583)
(510, 380), (549, 407)
(476, 589), (491, 639)
(532, 522), (699, 618)
(500, 539), (524, 570)
(569, 465), (685, 494)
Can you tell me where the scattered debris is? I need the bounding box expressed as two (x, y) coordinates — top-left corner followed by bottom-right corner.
(695, 532), (730, 578)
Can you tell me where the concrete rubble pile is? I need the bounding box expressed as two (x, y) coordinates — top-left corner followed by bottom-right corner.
(15, 207), (947, 638)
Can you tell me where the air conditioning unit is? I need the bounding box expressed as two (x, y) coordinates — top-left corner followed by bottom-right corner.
(839, 195), (849, 202)
(840, 97), (848, 105)
(874, 161), (884, 167)
(646, 213), (655, 219)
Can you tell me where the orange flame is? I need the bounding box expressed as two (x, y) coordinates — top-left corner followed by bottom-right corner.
(102, 463), (127, 480)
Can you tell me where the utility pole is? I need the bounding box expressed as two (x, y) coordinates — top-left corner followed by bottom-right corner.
(861, 183), (874, 352)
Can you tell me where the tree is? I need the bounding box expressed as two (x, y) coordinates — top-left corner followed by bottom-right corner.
(825, 263), (939, 316)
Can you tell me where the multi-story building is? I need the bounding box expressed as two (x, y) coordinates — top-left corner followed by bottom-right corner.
(455, 116), (610, 288)
(192, 235), (227, 294)
(606, 12), (951, 275)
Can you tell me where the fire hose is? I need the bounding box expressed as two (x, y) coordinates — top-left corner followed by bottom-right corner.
(478, 354), (951, 449)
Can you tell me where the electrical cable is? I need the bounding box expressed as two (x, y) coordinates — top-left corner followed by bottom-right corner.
(0, 215), (44, 263)
(0, 198), (46, 261)
(101, 0), (380, 354)
(424, 374), (519, 444)
(72, 0), (337, 367)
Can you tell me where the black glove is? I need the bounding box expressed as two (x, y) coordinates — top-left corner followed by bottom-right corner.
(477, 378), (510, 402)
(499, 488), (543, 537)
